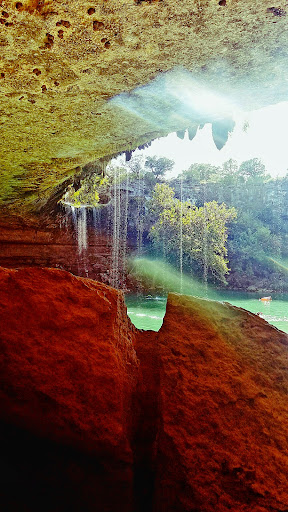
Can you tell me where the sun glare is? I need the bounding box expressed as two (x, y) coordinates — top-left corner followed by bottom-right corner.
(166, 73), (238, 120)
(124, 101), (288, 178)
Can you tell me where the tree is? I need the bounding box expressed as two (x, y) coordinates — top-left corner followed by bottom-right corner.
(221, 159), (239, 177)
(149, 183), (236, 283)
(226, 211), (282, 285)
(179, 163), (222, 184)
(238, 158), (267, 181)
(144, 156), (174, 179)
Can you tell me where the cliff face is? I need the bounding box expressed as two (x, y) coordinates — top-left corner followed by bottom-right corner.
(153, 294), (288, 511)
(0, 213), (126, 285)
(1, 266), (288, 511)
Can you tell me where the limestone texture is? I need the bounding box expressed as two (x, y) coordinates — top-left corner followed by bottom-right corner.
(1, 267), (288, 511)
(0, 213), (117, 283)
(1, 0), (288, 211)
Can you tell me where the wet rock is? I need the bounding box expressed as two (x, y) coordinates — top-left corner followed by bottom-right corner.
(212, 118), (235, 150)
(0, 213), (117, 284)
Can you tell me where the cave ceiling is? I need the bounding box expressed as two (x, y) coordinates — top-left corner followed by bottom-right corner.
(0, 0), (288, 213)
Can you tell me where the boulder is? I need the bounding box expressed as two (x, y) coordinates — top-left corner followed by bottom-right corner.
(0, 266), (138, 511)
(2, 267), (288, 511)
(152, 294), (288, 511)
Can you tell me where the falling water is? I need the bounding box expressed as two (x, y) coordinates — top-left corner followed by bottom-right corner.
(111, 166), (121, 288)
(65, 204), (89, 276)
(70, 205), (76, 228)
(121, 168), (129, 287)
(179, 174), (183, 293)
(273, 179), (285, 293)
(66, 205), (88, 255)
(108, 165), (131, 291)
(92, 206), (101, 232)
(202, 183), (209, 296)
(136, 174), (144, 257)
(77, 207), (88, 254)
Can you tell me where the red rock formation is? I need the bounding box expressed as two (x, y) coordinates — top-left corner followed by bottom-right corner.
(0, 213), (116, 283)
(0, 266), (138, 512)
(1, 267), (288, 511)
(153, 294), (288, 511)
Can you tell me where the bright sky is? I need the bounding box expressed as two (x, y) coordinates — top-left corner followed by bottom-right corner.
(128, 101), (288, 178)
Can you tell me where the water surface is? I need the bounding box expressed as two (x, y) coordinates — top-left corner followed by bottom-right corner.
(125, 292), (288, 334)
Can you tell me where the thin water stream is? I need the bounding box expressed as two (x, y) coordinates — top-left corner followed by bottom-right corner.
(62, 168), (288, 336)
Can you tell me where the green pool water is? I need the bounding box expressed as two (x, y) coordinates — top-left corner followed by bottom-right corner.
(125, 292), (288, 333)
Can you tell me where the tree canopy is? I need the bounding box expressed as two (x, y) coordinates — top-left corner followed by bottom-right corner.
(149, 183), (237, 283)
(144, 156), (174, 179)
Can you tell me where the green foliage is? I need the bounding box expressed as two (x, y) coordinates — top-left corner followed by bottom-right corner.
(177, 163), (222, 184)
(238, 158), (267, 181)
(221, 159), (239, 178)
(149, 183), (236, 283)
(65, 174), (110, 207)
(143, 171), (157, 188)
(169, 157), (288, 289)
(61, 152), (288, 291)
(228, 212), (281, 271)
(144, 155), (174, 179)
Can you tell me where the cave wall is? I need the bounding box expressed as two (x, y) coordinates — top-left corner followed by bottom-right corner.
(1, 0), (288, 212)
(0, 213), (120, 284)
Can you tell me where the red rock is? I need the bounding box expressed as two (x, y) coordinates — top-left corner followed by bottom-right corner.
(0, 214), (117, 284)
(152, 293), (288, 511)
(0, 266), (138, 511)
(2, 268), (288, 512)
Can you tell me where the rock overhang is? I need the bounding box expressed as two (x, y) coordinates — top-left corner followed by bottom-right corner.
(0, 0), (288, 213)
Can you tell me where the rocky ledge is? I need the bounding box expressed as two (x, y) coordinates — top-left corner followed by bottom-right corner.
(1, 0), (288, 212)
(1, 266), (288, 511)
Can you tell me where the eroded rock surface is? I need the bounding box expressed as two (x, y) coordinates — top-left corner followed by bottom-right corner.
(0, 213), (117, 283)
(153, 294), (288, 511)
(1, 0), (288, 210)
(1, 268), (288, 511)
(0, 266), (138, 511)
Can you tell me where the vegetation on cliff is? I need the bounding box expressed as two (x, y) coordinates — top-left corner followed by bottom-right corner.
(148, 183), (236, 283)
(62, 154), (288, 291)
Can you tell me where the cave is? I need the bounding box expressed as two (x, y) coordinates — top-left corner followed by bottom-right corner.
(1, 1), (288, 511)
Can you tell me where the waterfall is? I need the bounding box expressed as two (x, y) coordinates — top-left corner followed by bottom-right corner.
(121, 168), (129, 287)
(108, 166), (131, 290)
(179, 174), (183, 293)
(64, 204), (89, 276)
(92, 206), (101, 232)
(111, 167), (121, 289)
(77, 207), (88, 254)
(136, 174), (144, 257)
(202, 183), (208, 296)
(69, 205), (88, 255)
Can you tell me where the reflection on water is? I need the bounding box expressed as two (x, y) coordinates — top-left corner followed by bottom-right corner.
(125, 293), (288, 334)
